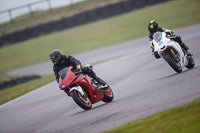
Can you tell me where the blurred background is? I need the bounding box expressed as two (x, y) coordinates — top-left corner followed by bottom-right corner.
(0, 0), (85, 23)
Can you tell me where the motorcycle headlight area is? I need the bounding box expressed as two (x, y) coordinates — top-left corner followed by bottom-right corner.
(62, 84), (66, 88)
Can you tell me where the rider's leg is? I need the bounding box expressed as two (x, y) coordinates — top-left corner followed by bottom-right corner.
(82, 66), (107, 86)
(174, 35), (192, 56)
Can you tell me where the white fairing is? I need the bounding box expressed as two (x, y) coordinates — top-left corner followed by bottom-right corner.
(69, 86), (84, 96)
(153, 32), (188, 68)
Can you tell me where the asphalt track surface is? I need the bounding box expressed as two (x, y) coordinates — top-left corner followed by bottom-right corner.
(1, 24), (200, 133)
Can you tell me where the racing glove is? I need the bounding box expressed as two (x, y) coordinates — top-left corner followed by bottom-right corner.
(154, 51), (160, 59)
(74, 64), (82, 74)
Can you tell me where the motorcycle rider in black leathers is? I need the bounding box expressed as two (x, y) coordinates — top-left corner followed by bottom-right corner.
(148, 20), (192, 59)
(50, 49), (108, 89)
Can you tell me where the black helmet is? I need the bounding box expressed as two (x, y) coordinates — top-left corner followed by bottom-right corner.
(50, 49), (62, 64)
(148, 20), (158, 33)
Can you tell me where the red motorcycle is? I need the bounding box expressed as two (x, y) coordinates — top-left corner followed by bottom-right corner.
(58, 66), (114, 110)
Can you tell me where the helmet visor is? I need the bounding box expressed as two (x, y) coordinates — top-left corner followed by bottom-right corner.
(51, 54), (61, 64)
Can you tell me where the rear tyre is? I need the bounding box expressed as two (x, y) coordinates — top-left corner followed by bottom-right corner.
(70, 90), (92, 110)
(102, 86), (114, 103)
(186, 57), (195, 69)
(165, 53), (182, 73)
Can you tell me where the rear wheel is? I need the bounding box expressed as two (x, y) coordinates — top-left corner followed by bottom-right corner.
(102, 86), (114, 103)
(165, 53), (182, 73)
(70, 90), (92, 110)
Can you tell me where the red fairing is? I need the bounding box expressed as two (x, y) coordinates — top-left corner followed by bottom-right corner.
(59, 67), (76, 90)
(75, 75), (105, 104)
(59, 67), (113, 110)
(58, 66), (105, 104)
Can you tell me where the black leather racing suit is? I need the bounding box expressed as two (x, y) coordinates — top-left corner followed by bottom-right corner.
(53, 55), (106, 86)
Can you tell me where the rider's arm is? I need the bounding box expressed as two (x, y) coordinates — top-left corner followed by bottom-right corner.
(149, 38), (154, 52)
(148, 34), (160, 59)
(64, 55), (82, 70)
(162, 27), (174, 36)
(53, 67), (59, 83)
(148, 33), (154, 52)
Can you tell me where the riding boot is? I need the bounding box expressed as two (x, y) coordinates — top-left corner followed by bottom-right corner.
(95, 77), (107, 86)
(95, 77), (109, 91)
(181, 42), (193, 56)
(82, 66), (107, 86)
(89, 72), (108, 90)
(175, 36), (192, 56)
(174, 35), (188, 50)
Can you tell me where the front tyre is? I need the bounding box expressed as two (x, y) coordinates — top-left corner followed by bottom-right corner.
(102, 86), (114, 103)
(165, 53), (182, 73)
(70, 90), (92, 110)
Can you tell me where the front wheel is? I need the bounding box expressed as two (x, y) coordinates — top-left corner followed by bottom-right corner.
(70, 90), (92, 110)
(165, 53), (182, 73)
(102, 86), (114, 103)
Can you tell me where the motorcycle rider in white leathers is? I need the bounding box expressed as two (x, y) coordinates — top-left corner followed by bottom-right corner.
(147, 20), (192, 59)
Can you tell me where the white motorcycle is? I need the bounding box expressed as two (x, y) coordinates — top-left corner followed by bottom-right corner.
(153, 31), (195, 73)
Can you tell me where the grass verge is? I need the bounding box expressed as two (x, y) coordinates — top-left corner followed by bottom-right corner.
(0, 0), (125, 35)
(0, 0), (200, 74)
(0, 74), (55, 105)
(100, 98), (200, 133)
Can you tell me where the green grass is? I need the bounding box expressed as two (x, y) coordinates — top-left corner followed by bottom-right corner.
(0, 0), (125, 35)
(100, 98), (200, 133)
(0, 74), (55, 105)
(0, 0), (200, 74)
(0, 72), (15, 81)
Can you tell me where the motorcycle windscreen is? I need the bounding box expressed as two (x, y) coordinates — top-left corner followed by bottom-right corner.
(58, 67), (68, 79)
(153, 32), (163, 43)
